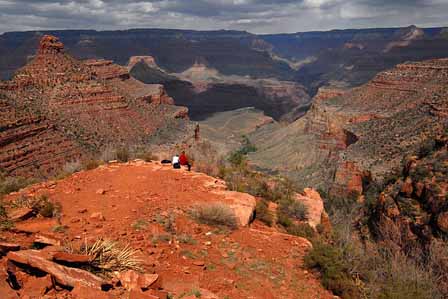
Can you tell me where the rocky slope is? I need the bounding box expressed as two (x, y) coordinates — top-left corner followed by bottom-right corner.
(0, 35), (192, 177)
(0, 160), (334, 299)
(370, 135), (448, 255)
(130, 59), (311, 122)
(249, 58), (448, 195)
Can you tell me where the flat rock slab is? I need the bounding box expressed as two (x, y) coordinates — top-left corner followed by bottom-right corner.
(34, 234), (61, 246)
(0, 242), (21, 255)
(7, 250), (106, 289)
(53, 252), (91, 264)
(8, 208), (34, 221)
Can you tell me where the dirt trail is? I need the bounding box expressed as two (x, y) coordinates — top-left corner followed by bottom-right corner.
(1, 161), (334, 299)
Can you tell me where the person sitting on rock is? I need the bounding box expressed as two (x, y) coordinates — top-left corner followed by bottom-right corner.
(179, 151), (191, 171)
(172, 154), (180, 169)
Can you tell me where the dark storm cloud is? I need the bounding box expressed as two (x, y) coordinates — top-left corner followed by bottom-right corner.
(0, 0), (446, 34)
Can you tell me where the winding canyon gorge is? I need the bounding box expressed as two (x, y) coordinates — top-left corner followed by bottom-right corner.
(0, 22), (448, 299)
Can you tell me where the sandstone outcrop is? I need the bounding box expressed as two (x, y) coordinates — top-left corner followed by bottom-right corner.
(7, 250), (107, 289)
(0, 35), (192, 177)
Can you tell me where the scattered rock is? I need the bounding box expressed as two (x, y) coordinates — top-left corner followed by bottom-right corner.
(116, 270), (158, 291)
(7, 250), (107, 289)
(96, 189), (106, 195)
(128, 289), (159, 299)
(8, 208), (34, 221)
(90, 212), (106, 221)
(193, 260), (205, 267)
(71, 282), (113, 299)
(21, 275), (53, 298)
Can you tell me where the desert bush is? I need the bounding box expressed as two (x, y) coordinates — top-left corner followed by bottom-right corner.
(154, 213), (176, 233)
(82, 159), (102, 170)
(189, 141), (224, 177)
(286, 223), (315, 239)
(39, 200), (55, 218)
(418, 139), (437, 158)
(228, 150), (246, 168)
(377, 251), (440, 299)
(277, 211), (293, 228)
(191, 203), (237, 229)
(115, 147), (130, 163)
(0, 200), (13, 231)
(100, 146), (116, 162)
(239, 135), (257, 155)
(131, 219), (148, 231)
(428, 239), (448, 296)
(177, 234), (197, 245)
(244, 175), (271, 198)
(26, 194), (61, 218)
(0, 175), (37, 196)
(305, 201), (443, 299)
(278, 199), (308, 221)
(270, 178), (296, 203)
(255, 199), (273, 226)
(63, 160), (82, 174)
(83, 239), (142, 274)
(305, 241), (360, 298)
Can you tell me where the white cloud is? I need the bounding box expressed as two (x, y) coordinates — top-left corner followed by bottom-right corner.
(0, 0), (446, 34)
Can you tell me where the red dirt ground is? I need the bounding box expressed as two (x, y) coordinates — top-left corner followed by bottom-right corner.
(1, 161), (334, 299)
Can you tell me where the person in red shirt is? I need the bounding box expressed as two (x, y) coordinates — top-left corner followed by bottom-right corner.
(179, 151), (191, 171)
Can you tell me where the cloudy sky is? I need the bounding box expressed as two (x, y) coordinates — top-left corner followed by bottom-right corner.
(0, 0), (447, 34)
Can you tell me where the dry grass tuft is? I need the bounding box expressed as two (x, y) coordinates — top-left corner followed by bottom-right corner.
(191, 203), (238, 229)
(83, 239), (143, 274)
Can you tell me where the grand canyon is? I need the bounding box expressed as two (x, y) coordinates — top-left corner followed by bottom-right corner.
(0, 1), (447, 298)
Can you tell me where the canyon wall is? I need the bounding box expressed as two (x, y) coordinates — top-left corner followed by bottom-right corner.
(0, 35), (192, 177)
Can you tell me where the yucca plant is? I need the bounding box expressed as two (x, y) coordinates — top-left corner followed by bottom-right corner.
(83, 239), (143, 274)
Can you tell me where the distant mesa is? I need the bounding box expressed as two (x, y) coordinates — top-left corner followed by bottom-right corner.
(127, 55), (159, 71)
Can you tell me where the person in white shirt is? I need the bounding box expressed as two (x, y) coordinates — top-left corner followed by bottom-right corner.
(172, 154), (180, 169)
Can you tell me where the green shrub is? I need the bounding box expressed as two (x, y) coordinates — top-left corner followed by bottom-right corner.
(277, 211), (293, 228)
(286, 223), (315, 239)
(191, 203), (237, 229)
(255, 199), (273, 226)
(304, 241), (360, 298)
(418, 139), (436, 158)
(278, 199), (308, 221)
(228, 150), (246, 168)
(239, 135), (257, 154)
